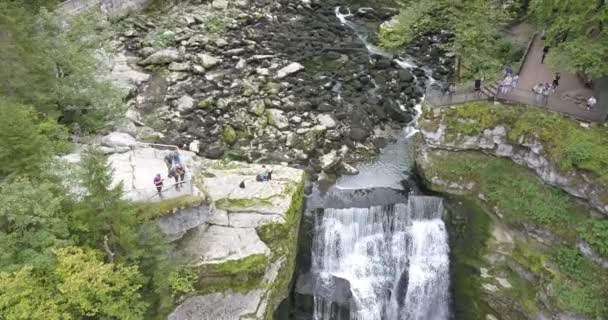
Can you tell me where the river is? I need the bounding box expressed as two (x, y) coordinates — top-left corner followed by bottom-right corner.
(280, 5), (451, 319)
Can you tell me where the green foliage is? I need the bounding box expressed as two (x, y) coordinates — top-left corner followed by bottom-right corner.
(443, 103), (608, 184)
(0, 3), (121, 131)
(422, 151), (587, 242)
(551, 248), (608, 317)
(73, 151), (141, 260)
(167, 267), (198, 297)
(380, 0), (519, 79)
(0, 99), (60, 178)
(531, 0), (608, 78)
(580, 220), (608, 256)
(0, 179), (70, 272)
(0, 247), (148, 320)
(143, 29), (175, 49)
(378, 0), (441, 48)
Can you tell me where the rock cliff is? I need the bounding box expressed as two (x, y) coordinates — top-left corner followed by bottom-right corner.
(418, 107), (608, 216)
(158, 158), (305, 320)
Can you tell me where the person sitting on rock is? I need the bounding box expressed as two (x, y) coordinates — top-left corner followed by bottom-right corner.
(256, 165), (273, 182)
(153, 174), (164, 197)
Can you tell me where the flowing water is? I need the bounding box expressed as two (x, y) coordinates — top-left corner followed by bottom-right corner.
(300, 6), (451, 320)
(311, 198), (449, 320)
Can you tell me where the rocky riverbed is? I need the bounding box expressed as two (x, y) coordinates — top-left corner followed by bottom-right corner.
(102, 0), (453, 181)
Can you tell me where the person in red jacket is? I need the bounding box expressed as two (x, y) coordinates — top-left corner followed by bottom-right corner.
(153, 173), (164, 197)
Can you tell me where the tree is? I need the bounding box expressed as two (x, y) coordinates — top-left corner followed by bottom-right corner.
(0, 179), (71, 272)
(0, 246), (148, 320)
(0, 2), (122, 131)
(74, 151), (142, 262)
(0, 99), (63, 178)
(531, 0), (608, 78)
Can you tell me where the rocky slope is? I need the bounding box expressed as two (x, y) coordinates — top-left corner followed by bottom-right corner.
(102, 0), (452, 180)
(419, 106), (608, 216)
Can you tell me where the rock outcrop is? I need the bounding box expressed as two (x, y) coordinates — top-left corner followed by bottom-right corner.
(418, 108), (608, 216)
(160, 159), (305, 320)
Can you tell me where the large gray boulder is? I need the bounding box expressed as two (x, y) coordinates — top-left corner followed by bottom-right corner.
(276, 62), (304, 79)
(100, 132), (137, 148)
(139, 49), (181, 65)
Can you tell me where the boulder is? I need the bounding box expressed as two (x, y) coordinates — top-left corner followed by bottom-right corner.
(168, 61), (191, 72)
(189, 140), (201, 154)
(175, 95), (195, 113)
(100, 132), (137, 148)
(276, 62), (304, 79)
(398, 69), (414, 82)
(139, 49), (181, 65)
(349, 127), (370, 142)
(317, 114), (337, 129)
(266, 109), (289, 130)
(197, 53), (221, 69)
(211, 0), (229, 10)
(340, 162), (359, 175)
(320, 150), (341, 172)
(204, 141), (226, 159)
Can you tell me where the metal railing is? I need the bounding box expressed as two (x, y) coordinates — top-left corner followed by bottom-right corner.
(122, 143), (196, 202)
(426, 84), (491, 107)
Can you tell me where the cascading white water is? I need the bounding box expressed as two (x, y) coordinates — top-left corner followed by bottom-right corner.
(311, 196), (449, 320)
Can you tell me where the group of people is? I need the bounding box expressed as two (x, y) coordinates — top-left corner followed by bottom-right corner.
(153, 150), (187, 197)
(532, 72), (561, 99)
(530, 73), (561, 104)
(500, 67), (519, 94)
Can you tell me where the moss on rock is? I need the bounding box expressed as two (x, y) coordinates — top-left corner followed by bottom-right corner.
(223, 125), (237, 145)
(256, 173), (305, 319)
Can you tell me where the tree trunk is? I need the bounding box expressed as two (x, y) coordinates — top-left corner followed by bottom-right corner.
(103, 234), (116, 263)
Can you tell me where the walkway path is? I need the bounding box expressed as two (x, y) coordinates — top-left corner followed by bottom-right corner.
(427, 34), (607, 123)
(517, 35), (607, 121)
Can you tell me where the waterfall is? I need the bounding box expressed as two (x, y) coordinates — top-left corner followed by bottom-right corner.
(311, 196), (449, 320)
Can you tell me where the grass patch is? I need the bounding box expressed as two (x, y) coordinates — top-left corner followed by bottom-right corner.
(193, 254), (268, 295)
(441, 102), (608, 183)
(136, 195), (205, 220)
(422, 151), (607, 254)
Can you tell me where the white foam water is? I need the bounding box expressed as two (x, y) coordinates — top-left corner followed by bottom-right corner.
(311, 197), (450, 320)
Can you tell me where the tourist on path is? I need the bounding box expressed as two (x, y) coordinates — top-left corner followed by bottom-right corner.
(501, 75), (513, 94)
(174, 163), (186, 191)
(541, 83), (551, 105)
(552, 73), (560, 90)
(511, 75), (519, 90)
(532, 83), (544, 103)
(541, 46), (550, 64)
(587, 96), (597, 110)
(153, 174), (164, 197)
